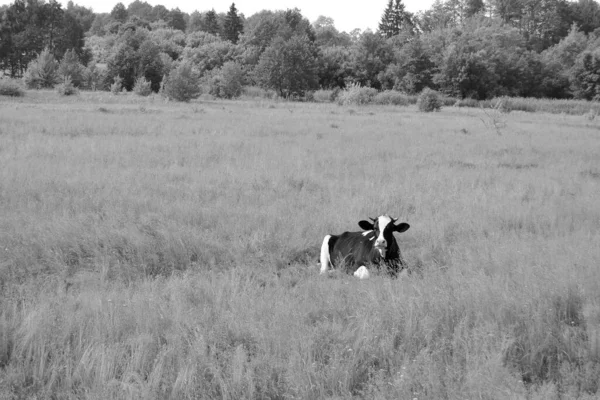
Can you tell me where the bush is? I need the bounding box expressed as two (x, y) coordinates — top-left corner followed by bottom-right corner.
(242, 86), (277, 99)
(57, 49), (85, 87)
(336, 83), (378, 105)
(56, 76), (79, 96)
(133, 76), (153, 96)
(208, 61), (244, 99)
(417, 88), (442, 112)
(83, 63), (108, 91)
(110, 75), (123, 94)
(0, 79), (25, 97)
(23, 48), (59, 89)
(373, 90), (412, 106)
(313, 89), (334, 103)
(161, 61), (201, 102)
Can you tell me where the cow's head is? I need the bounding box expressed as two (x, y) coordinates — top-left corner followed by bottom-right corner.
(358, 215), (410, 257)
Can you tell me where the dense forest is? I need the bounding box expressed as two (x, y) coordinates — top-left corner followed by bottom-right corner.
(2, 0), (600, 100)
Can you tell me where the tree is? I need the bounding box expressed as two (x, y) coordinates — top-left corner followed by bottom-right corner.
(167, 8), (186, 31)
(570, 48), (600, 100)
(379, 0), (412, 38)
(254, 35), (319, 97)
(152, 5), (169, 22)
(204, 10), (220, 36)
(466, 0), (486, 17)
(208, 61), (245, 98)
(379, 38), (435, 93)
(0, 0), (84, 77)
(347, 30), (392, 89)
(317, 45), (352, 88)
(23, 47), (60, 88)
(66, 1), (95, 32)
(137, 39), (164, 92)
(127, 0), (153, 21)
(111, 2), (128, 23)
(187, 11), (203, 33)
(161, 61), (201, 101)
(570, 0), (600, 34)
(57, 48), (84, 86)
(223, 3), (243, 43)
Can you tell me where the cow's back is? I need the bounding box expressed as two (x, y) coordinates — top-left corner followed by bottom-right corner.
(330, 231), (376, 271)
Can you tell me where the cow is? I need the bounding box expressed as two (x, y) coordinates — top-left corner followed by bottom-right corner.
(319, 215), (410, 279)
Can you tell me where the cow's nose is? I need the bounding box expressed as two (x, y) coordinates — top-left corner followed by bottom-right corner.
(376, 239), (386, 247)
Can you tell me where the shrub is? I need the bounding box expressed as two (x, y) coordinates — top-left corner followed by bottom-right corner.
(56, 76), (79, 96)
(0, 79), (25, 97)
(417, 88), (442, 112)
(242, 85), (277, 99)
(57, 49), (85, 87)
(133, 76), (153, 96)
(161, 61), (201, 102)
(336, 83), (378, 105)
(23, 48), (59, 89)
(110, 75), (123, 94)
(208, 61), (244, 99)
(81, 62), (108, 91)
(313, 89), (334, 103)
(373, 90), (411, 106)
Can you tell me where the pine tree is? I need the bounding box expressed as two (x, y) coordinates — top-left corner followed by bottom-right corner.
(379, 0), (410, 38)
(204, 10), (220, 36)
(223, 3), (243, 44)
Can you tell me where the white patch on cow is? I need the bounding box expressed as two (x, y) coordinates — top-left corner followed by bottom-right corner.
(354, 266), (370, 279)
(320, 235), (332, 274)
(375, 215), (392, 252)
(361, 230), (373, 236)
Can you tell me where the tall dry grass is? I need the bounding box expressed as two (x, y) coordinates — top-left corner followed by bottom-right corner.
(1, 90), (600, 399)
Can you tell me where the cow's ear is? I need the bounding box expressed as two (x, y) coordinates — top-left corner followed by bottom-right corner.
(358, 220), (374, 230)
(394, 223), (410, 233)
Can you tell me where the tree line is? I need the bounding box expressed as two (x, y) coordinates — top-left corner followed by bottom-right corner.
(3, 0), (600, 100)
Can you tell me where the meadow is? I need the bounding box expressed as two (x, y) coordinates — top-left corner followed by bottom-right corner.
(1, 90), (599, 399)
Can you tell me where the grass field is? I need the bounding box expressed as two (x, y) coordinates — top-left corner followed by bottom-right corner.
(1, 90), (600, 399)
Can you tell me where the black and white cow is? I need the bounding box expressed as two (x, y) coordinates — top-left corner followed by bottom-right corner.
(319, 215), (410, 279)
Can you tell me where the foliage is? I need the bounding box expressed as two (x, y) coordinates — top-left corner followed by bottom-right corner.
(373, 90), (412, 105)
(137, 39), (164, 92)
(380, 37), (434, 94)
(223, 3), (244, 44)
(207, 61), (245, 99)
(110, 75), (123, 94)
(336, 83), (378, 105)
(417, 87), (442, 111)
(23, 48), (60, 89)
(161, 61), (201, 101)
(110, 2), (128, 23)
(166, 7), (186, 31)
(0, 0), (85, 77)
(312, 89), (335, 102)
(317, 46), (352, 89)
(570, 48), (600, 100)
(254, 35), (319, 97)
(347, 31), (392, 89)
(0, 78), (25, 97)
(55, 75), (78, 95)
(58, 49), (85, 87)
(204, 9), (221, 36)
(182, 39), (238, 73)
(82, 62), (108, 91)
(379, 0), (413, 38)
(133, 75), (152, 96)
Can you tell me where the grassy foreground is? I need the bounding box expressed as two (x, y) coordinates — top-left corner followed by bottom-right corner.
(1, 91), (600, 399)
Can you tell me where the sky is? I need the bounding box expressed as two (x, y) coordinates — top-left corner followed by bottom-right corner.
(0, 0), (436, 33)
